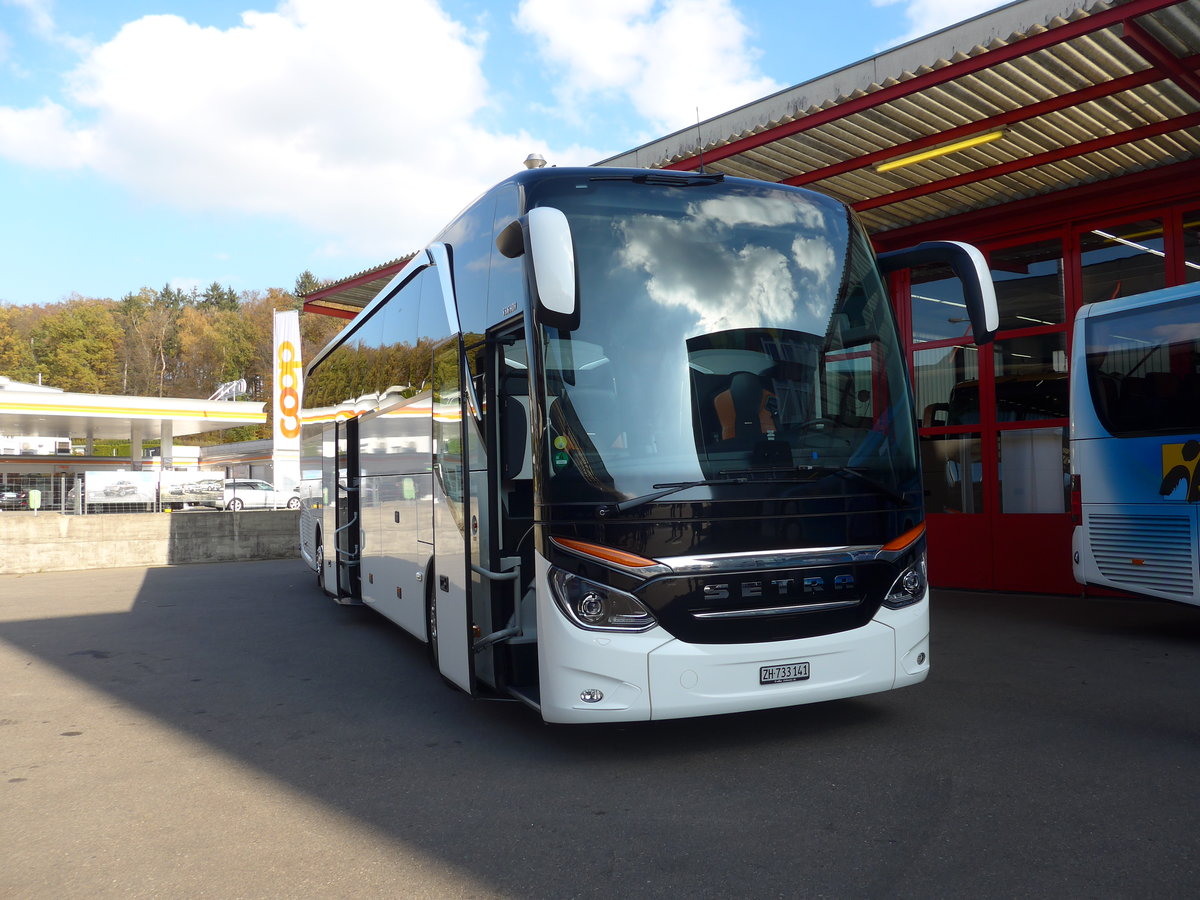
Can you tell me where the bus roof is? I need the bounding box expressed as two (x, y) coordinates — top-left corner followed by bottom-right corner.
(1076, 283), (1200, 322)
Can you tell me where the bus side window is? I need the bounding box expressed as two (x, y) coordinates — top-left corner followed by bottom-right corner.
(441, 191), (497, 336)
(500, 343), (531, 482)
(489, 184), (524, 326)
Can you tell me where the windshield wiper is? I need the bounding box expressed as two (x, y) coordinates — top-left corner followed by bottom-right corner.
(597, 478), (747, 518)
(800, 465), (909, 507)
(595, 467), (909, 518)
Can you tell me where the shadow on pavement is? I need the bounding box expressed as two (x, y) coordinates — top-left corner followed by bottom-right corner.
(2, 561), (1199, 896)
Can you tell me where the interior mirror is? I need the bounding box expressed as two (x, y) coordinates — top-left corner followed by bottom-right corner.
(877, 240), (999, 345)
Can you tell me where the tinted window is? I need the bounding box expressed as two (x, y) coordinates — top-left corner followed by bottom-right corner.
(989, 239), (1064, 331)
(440, 190), (497, 335)
(1080, 219), (1166, 305)
(489, 183), (526, 324)
(1085, 296), (1200, 435)
(305, 268), (431, 414)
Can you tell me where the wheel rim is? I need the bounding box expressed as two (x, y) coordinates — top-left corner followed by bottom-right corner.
(427, 590), (439, 666)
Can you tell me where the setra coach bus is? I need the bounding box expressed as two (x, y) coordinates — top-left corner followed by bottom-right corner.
(299, 165), (997, 723)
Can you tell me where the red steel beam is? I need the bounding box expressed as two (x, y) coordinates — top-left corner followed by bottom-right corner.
(783, 53), (1200, 188)
(301, 257), (411, 302)
(663, 0), (1185, 172)
(852, 110), (1200, 213)
(869, 156), (1200, 249)
(302, 302), (358, 320)
(1121, 18), (1200, 104)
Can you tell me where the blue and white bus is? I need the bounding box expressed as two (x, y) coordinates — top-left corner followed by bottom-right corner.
(1071, 284), (1200, 605)
(299, 165), (997, 723)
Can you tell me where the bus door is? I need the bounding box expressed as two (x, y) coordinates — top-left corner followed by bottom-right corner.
(431, 336), (475, 693)
(334, 415), (361, 600)
(464, 326), (528, 698)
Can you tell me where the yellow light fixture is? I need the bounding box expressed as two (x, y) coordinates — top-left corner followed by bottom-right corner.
(876, 130), (1005, 173)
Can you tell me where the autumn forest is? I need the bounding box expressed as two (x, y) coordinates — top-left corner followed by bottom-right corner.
(0, 272), (346, 440)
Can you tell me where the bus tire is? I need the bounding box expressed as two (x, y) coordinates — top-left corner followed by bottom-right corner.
(425, 577), (439, 671)
(315, 532), (327, 594)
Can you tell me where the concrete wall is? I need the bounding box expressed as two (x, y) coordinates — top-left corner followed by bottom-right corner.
(0, 510), (300, 574)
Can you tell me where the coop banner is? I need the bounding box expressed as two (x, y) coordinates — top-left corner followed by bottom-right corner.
(273, 310), (302, 451)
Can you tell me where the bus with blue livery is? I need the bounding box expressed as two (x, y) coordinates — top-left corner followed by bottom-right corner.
(1071, 283), (1200, 606)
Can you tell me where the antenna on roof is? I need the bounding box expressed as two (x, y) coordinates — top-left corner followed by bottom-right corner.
(695, 108), (706, 174)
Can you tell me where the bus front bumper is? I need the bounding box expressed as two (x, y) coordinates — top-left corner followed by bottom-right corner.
(537, 590), (929, 724)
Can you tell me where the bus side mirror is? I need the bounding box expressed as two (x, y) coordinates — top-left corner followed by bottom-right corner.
(877, 241), (999, 345)
(497, 207), (579, 331)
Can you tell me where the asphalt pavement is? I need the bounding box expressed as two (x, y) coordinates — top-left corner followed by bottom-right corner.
(2, 560), (1198, 898)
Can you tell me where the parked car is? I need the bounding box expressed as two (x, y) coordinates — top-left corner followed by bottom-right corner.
(0, 485), (28, 510)
(169, 478), (223, 497)
(103, 480), (139, 497)
(213, 479), (301, 511)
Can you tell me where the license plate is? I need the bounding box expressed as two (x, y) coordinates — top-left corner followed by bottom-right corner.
(760, 662), (810, 684)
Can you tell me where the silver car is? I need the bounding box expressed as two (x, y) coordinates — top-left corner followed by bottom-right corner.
(215, 479), (301, 511)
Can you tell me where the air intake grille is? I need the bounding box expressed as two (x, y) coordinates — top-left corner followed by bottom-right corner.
(1088, 513), (1196, 598)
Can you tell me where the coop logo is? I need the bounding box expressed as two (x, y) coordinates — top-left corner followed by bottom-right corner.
(1159, 440), (1200, 502)
(277, 339), (301, 440)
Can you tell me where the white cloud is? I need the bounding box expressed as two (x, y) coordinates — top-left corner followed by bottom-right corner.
(0, 0), (602, 260)
(0, 100), (93, 166)
(614, 192), (836, 333)
(5, 0), (91, 53)
(514, 0), (781, 135)
(872, 0), (1011, 46)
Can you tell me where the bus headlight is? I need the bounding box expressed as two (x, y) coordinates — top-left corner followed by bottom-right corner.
(882, 554), (927, 609)
(548, 568), (657, 632)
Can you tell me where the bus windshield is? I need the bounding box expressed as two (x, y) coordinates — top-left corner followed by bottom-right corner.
(1084, 296), (1200, 436)
(528, 176), (918, 509)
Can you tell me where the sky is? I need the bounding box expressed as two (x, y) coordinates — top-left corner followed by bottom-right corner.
(0, 0), (1011, 306)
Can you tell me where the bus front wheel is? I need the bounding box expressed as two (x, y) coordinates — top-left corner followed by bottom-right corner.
(426, 583), (439, 670)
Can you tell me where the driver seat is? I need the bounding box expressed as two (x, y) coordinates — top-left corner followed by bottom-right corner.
(713, 371), (777, 440)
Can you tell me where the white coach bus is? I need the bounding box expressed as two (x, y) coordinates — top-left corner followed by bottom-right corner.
(300, 166), (997, 723)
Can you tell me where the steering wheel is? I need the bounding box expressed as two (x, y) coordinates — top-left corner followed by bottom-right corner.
(796, 417), (839, 430)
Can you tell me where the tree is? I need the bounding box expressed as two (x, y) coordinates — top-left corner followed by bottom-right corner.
(29, 297), (122, 393)
(294, 270), (322, 296)
(0, 305), (37, 382)
(115, 285), (190, 397)
(199, 282), (240, 312)
(176, 306), (257, 397)
(116, 288), (157, 394)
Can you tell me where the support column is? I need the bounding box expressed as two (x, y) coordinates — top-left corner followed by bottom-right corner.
(130, 422), (144, 472)
(160, 419), (174, 470)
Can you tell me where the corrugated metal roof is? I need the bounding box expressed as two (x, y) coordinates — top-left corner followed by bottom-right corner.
(300, 254), (414, 318)
(600, 0), (1200, 236)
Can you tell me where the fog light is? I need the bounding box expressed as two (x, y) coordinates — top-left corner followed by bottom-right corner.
(580, 689), (604, 703)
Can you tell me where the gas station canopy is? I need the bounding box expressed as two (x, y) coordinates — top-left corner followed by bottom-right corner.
(0, 378), (265, 442)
